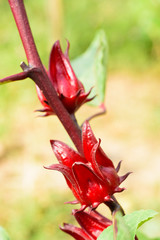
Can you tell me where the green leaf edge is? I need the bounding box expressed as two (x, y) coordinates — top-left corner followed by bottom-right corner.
(137, 231), (160, 240)
(98, 209), (158, 240)
(0, 226), (10, 240)
(71, 29), (108, 107)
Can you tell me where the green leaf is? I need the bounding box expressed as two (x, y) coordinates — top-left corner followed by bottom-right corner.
(98, 209), (158, 240)
(137, 231), (160, 240)
(124, 209), (158, 238)
(98, 211), (132, 240)
(71, 29), (108, 106)
(0, 227), (10, 240)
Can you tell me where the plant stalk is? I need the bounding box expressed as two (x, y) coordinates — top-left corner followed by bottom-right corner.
(8, 0), (83, 155)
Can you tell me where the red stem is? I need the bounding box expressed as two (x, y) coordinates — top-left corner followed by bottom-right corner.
(8, 0), (41, 66)
(8, 0), (83, 155)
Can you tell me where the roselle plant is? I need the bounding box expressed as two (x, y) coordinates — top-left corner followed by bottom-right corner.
(0, 1), (159, 240)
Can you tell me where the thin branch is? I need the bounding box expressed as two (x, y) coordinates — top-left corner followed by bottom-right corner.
(112, 211), (117, 240)
(0, 71), (28, 84)
(81, 103), (106, 127)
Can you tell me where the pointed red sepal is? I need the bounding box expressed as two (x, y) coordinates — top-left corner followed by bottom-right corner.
(35, 85), (54, 116)
(89, 209), (112, 226)
(0, 71), (29, 85)
(59, 90), (92, 113)
(61, 209), (112, 240)
(73, 210), (112, 239)
(49, 40), (84, 96)
(74, 204), (88, 213)
(44, 163), (79, 192)
(94, 140), (114, 168)
(34, 108), (53, 117)
(82, 121), (114, 168)
(91, 145), (105, 180)
(116, 160), (122, 172)
(119, 172), (132, 184)
(50, 140), (86, 167)
(91, 140), (114, 180)
(64, 200), (79, 205)
(72, 162), (110, 207)
(44, 163), (84, 203)
(102, 166), (121, 191)
(60, 223), (92, 240)
(84, 88), (96, 103)
(82, 121), (97, 157)
(114, 187), (125, 193)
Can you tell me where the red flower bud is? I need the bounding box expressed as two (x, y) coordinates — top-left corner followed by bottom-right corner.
(60, 209), (112, 240)
(45, 121), (130, 210)
(36, 41), (93, 116)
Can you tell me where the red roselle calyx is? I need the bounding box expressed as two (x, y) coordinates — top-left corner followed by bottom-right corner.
(60, 209), (112, 240)
(45, 121), (130, 211)
(36, 40), (93, 116)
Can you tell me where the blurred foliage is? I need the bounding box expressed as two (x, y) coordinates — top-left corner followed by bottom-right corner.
(1, 0), (160, 75)
(62, 0), (160, 70)
(0, 226), (10, 240)
(0, 192), (75, 240)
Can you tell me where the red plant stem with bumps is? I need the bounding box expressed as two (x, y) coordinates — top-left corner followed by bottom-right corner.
(8, 0), (83, 155)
